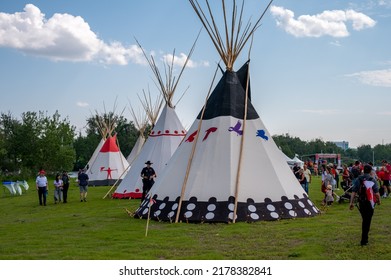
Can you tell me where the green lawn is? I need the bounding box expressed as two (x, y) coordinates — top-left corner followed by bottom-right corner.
(1, 176), (390, 260)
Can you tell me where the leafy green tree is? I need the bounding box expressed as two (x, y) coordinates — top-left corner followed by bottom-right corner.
(0, 111), (75, 174)
(341, 148), (358, 165)
(73, 132), (100, 170)
(0, 112), (26, 171)
(38, 111), (76, 172)
(356, 144), (373, 164)
(373, 144), (391, 165)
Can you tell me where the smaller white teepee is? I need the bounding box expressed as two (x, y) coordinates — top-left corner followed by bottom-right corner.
(87, 134), (129, 186)
(109, 89), (163, 199)
(112, 38), (197, 199)
(86, 103), (129, 186)
(85, 114), (112, 171)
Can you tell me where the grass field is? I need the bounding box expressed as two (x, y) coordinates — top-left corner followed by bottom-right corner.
(1, 176), (390, 260)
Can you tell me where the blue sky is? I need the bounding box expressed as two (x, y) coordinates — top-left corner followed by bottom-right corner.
(0, 0), (390, 148)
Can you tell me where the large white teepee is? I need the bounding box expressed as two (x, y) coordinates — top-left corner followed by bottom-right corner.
(87, 134), (129, 186)
(135, 0), (319, 223)
(112, 41), (196, 199)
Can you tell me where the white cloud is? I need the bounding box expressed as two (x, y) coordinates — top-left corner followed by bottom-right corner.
(299, 109), (339, 115)
(76, 102), (89, 108)
(0, 4), (144, 65)
(346, 69), (391, 87)
(270, 6), (376, 38)
(162, 53), (208, 69)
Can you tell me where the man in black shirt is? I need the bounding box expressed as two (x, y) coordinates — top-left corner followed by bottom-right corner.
(140, 161), (156, 202)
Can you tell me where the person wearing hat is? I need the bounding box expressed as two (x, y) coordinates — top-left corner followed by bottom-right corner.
(36, 170), (48, 206)
(140, 160), (156, 202)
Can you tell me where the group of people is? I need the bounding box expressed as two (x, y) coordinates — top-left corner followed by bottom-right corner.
(316, 159), (385, 246)
(320, 163), (340, 206)
(35, 160), (155, 206)
(35, 168), (89, 205)
(340, 160), (391, 198)
(35, 170), (70, 206)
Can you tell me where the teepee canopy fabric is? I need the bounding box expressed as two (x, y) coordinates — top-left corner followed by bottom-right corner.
(87, 135), (129, 186)
(133, 0), (318, 224)
(126, 136), (145, 165)
(291, 155), (304, 168)
(134, 62), (319, 222)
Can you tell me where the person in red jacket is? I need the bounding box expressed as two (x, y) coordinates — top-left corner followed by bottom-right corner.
(382, 160), (391, 197)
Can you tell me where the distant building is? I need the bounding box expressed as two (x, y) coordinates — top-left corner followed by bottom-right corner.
(333, 141), (349, 151)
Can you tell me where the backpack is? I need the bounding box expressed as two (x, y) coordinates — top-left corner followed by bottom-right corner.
(357, 178), (368, 202)
(357, 177), (376, 207)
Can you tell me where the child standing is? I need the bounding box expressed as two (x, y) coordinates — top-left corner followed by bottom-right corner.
(53, 173), (63, 204)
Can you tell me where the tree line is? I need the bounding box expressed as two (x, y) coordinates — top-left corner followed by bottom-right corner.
(273, 133), (391, 166)
(1, 111), (390, 180)
(0, 111), (140, 180)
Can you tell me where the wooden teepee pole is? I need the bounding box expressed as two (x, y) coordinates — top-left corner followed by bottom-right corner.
(233, 36), (254, 223)
(174, 64), (220, 223)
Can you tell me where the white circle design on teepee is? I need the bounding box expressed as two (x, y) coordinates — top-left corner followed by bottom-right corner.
(207, 204), (216, 211)
(267, 204), (276, 211)
(205, 212), (215, 220)
(284, 202), (293, 210)
(159, 203), (166, 210)
(248, 205), (256, 212)
(289, 210), (297, 217)
(270, 212), (279, 219)
(184, 211), (193, 218)
(187, 203), (196, 211)
(250, 213), (260, 220)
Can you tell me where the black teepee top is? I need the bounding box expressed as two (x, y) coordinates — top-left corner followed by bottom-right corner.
(197, 62), (259, 120)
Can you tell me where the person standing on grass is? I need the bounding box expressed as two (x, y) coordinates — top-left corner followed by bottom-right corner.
(78, 168), (89, 202)
(61, 171), (70, 203)
(53, 173), (63, 204)
(297, 168), (307, 194)
(303, 164), (311, 194)
(381, 160), (391, 197)
(349, 164), (381, 246)
(140, 160), (156, 202)
(36, 170), (48, 206)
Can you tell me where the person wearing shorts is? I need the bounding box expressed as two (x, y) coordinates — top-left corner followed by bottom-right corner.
(78, 169), (89, 202)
